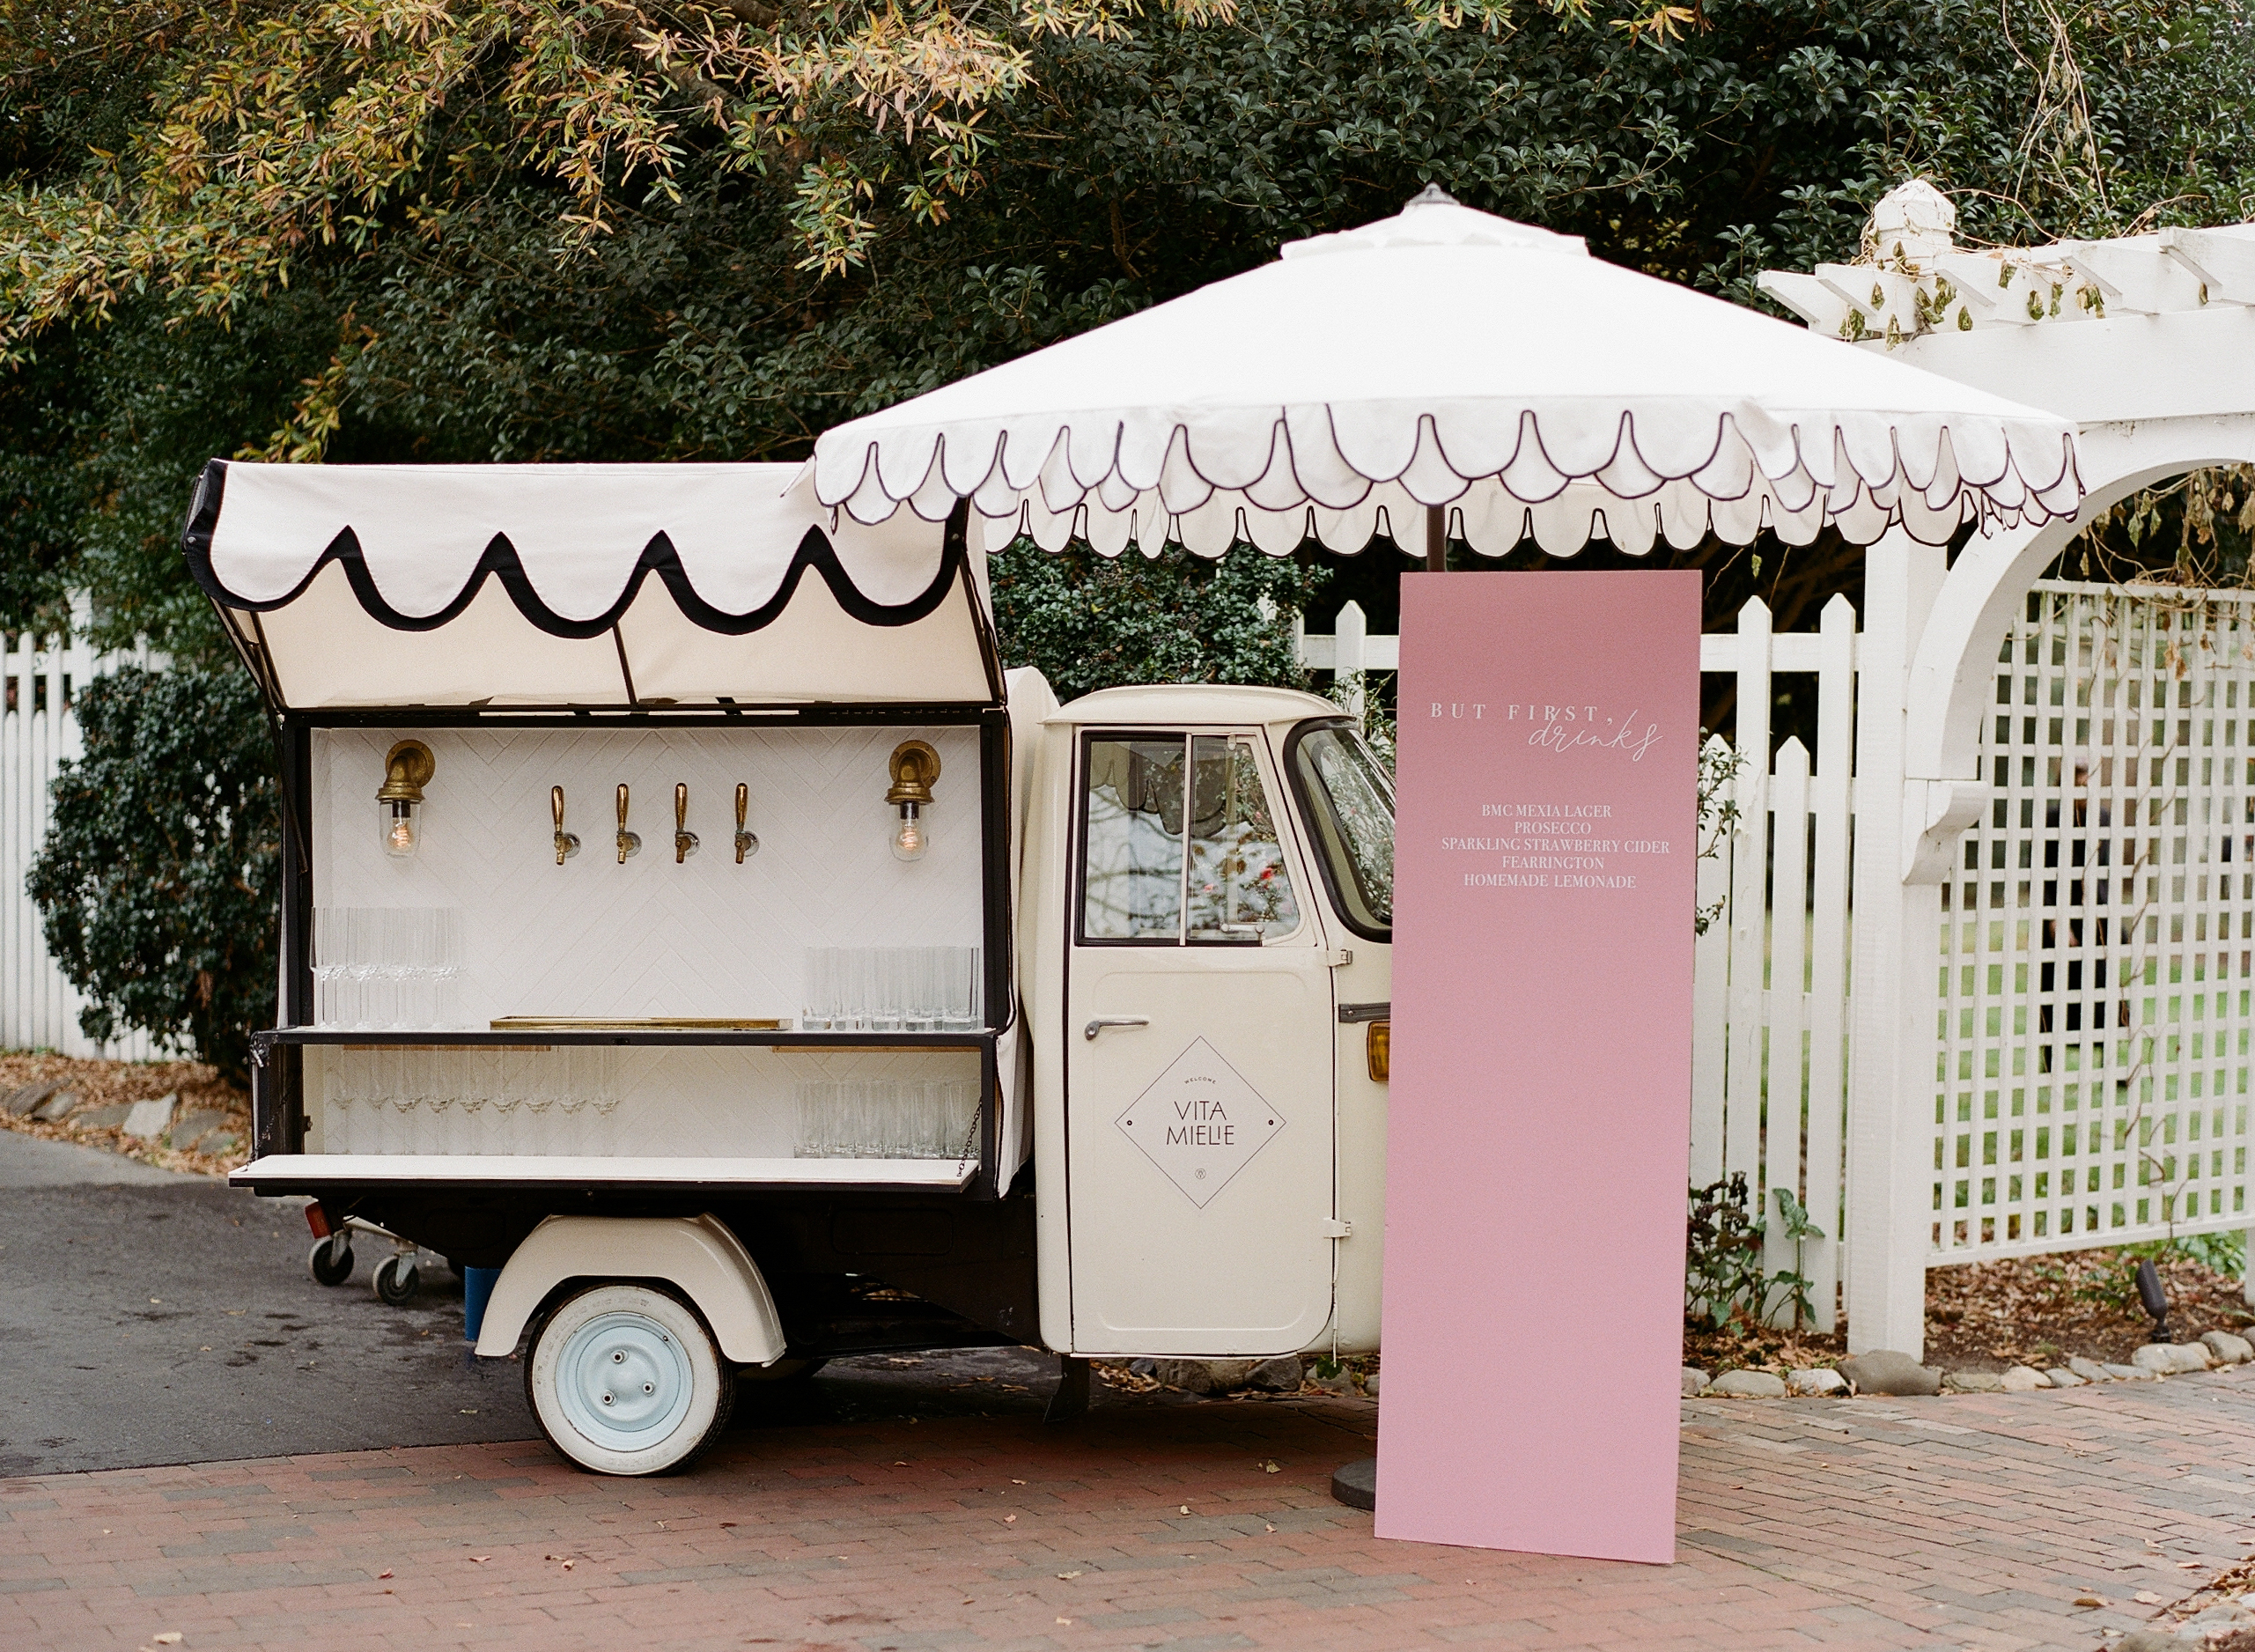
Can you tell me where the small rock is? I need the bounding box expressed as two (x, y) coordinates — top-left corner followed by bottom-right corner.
(166, 1107), (231, 1148)
(2202, 1330), (2255, 1366)
(1709, 1369), (1787, 1398)
(122, 1093), (177, 1140)
(1363, 1371), (1378, 1399)
(2045, 1368), (2085, 1388)
(2105, 1363), (2156, 1381)
(68, 1101), (131, 1129)
(1147, 1359), (1220, 1395)
(1786, 1368), (1848, 1398)
(2180, 1599), (2255, 1634)
(1, 1079), (63, 1117)
(1943, 1369), (2003, 1393)
(1306, 1368), (1357, 1397)
(2116, 1630), (2194, 1652)
(2134, 1343), (2214, 1375)
(2068, 1356), (2113, 1383)
(1839, 1349), (1942, 1397)
(30, 1087), (80, 1122)
(189, 1131), (241, 1156)
(1682, 1367), (1711, 1398)
(1999, 1365), (2050, 1391)
(1202, 1359), (1258, 1391)
(1244, 1357), (1302, 1392)
(1128, 1358), (1157, 1378)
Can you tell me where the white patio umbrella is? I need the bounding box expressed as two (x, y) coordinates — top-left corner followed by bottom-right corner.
(810, 188), (2083, 561)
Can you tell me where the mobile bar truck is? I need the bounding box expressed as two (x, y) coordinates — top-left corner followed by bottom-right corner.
(195, 459), (1395, 1475)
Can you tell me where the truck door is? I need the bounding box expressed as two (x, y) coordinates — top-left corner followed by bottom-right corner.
(1065, 729), (1335, 1355)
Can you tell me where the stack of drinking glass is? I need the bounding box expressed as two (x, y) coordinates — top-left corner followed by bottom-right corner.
(324, 1045), (621, 1154)
(314, 908), (466, 1029)
(800, 946), (981, 1031)
(793, 1078), (980, 1160)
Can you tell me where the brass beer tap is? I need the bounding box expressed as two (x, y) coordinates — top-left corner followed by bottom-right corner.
(674, 782), (699, 863)
(615, 783), (642, 862)
(550, 785), (581, 864)
(733, 783), (759, 863)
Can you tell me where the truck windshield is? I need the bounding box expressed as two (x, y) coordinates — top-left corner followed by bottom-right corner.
(1287, 723), (1394, 940)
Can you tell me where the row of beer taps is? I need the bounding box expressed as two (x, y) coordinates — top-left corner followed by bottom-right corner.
(549, 783), (759, 866)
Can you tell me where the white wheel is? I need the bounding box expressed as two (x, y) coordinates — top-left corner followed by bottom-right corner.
(525, 1284), (732, 1476)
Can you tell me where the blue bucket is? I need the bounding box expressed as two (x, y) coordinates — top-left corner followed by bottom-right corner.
(463, 1265), (502, 1344)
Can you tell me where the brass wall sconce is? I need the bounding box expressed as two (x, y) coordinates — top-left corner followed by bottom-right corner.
(674, 783), (699, 863)
(378, 740), (435, 859)
(886, 740), (940, 863)
(734, 784), (759, 863)
(615, 783), (641, 862)
(550, 785), (580, 864)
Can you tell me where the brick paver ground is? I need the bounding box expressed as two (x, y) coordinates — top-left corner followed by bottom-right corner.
(8, 1365), (2255, 1652)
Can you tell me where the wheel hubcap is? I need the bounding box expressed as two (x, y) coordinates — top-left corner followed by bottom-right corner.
(554, 1311), (694, 1452)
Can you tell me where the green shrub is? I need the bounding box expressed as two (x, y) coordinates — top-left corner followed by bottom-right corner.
(990, 536), (1320, 704)
(28, 666), (279, 1085)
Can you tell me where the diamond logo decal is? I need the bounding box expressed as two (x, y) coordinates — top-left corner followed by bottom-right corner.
(1115, 1036), (1285, 1208)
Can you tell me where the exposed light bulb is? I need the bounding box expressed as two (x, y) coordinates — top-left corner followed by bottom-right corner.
(891, 800), (927, 862)
(382, 800), (420, 859)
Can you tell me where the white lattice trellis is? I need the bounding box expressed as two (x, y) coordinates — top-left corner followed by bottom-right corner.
(1937, 578), (2255, 1260)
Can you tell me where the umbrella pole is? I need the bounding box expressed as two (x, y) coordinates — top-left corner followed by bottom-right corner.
(1425, 504), (1448, 573)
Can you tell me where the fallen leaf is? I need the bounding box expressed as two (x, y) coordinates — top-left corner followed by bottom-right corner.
(1264, 1524), (1277, 1533)
(1056, 1619), (1072, 1626)
(2074, 1595), (2109, 1608)
(152, 1638), (181, 1647)
(1057, 1571), (1081, 1580)
(377, 1570), (393, 1580)
(563, 1561), (573, 1571)
(1012, 1479), (1026, 1485)
(719, 1522), (737, 1530)
(1179, 1505), (1190, 1516)
(1261, 1460), (1280, 1473)
(1004, 1515), (1017, 1523)
(2135, 1591), (2165, 1604)
(470, 1556), (490, 1564)
(2180, 1561), (2205, 1570)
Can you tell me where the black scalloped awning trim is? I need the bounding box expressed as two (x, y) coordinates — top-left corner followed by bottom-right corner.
(181, 459), (969, 640)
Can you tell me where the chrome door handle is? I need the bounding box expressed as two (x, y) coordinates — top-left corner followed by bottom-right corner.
(1084, 1016), (1151, 1041)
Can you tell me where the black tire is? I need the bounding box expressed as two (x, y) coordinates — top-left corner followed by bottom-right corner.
(373, 1254), (421, 1306)
(307, 1235), (354, 1287)
(445, 1256), (464, 1280)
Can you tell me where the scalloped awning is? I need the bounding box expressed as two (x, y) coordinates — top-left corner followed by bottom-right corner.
(183, 460), (1000, 711)
(810, 193), (2085, 557)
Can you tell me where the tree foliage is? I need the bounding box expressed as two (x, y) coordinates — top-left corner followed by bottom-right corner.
(26, 667), (280, 1082)
(991, 536), (1322, 702)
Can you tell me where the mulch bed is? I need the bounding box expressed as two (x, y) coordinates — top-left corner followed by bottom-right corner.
(0, 1051), (247, 1178)
(1684, 1245), (2255, 1376)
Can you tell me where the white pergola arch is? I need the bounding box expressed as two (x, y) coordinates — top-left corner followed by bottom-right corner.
(1763, 188), (2255, 1354)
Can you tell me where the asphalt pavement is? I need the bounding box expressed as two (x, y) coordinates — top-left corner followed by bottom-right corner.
(0, 1130), (1090, 1477)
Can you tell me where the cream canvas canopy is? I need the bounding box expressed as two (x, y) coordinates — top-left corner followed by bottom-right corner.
(184, 459), (1000, 711)
(810, 189), (2087, 558)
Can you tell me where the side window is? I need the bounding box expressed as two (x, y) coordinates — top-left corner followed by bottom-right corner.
(1188, 736), (1301, 941)
(1081, 737), (1186, 940)
(1080, 732), (1301, 944)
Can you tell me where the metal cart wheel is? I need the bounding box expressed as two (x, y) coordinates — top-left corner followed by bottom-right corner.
(373, 1253), (421, 1305)
(525, 1283), (733, 1477)
(307, 1235), (354, 1287)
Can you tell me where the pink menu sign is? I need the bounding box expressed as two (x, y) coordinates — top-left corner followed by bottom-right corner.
(1376, 570), (1702, 1561)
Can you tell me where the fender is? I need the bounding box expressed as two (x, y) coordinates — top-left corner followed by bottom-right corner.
(473, 1214), (786, 1366)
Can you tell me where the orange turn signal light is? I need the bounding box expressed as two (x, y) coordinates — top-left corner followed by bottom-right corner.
(1367, 1021), (1389, 1082)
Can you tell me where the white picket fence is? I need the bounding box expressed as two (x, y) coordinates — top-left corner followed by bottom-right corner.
(1299, 595), (1859, 1325)
(0, 616), (158, 1059)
